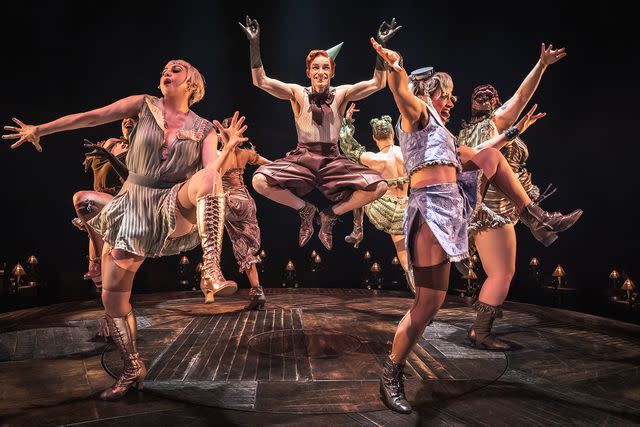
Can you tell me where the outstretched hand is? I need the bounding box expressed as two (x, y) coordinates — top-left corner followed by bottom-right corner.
(239, 15), (260, 42)
(3, 118), (42, 152)
(346, 103), (359, 121)
(213, 111), (249, 152)
(540, 43), (567, 66)
(370, 38), (403, 72)
(515, 104), (546, 135)
(377, 18), (402, 45)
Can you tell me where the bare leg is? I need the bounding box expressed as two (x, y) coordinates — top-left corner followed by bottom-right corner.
(382, 221), (450, 413)
(475, 225), (516, 306)
(252, 174), (305, 210)
(73, 191), (113, 282)
(245, 264), (260, 288)
(459, 147), (530, 209)
(390, 223), (449, 363)
(467, 225), (516, 350)
(390, 234), (409, 273)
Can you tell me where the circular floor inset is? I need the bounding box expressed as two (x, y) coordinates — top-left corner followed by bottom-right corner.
(103, 294), (508, 413)
(248, 329), (363, 358)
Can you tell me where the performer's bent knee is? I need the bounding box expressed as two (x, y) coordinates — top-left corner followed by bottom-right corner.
(252, 173), (269, 193)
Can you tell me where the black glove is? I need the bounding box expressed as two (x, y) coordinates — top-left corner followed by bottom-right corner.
(375, 18), (402, 71)
(239, 15), (262, 69)
(83, 139), (129, 181)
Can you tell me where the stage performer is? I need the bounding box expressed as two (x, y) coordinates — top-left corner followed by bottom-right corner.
(72, 117), (135, 289)
(219, 117), (270, 310)
(3, 59), (247, 400)
(456, 44), (582, 350)
(240, 16), (403, 250)
(371, 40), (578, 413)
(339, 103), (414, 291)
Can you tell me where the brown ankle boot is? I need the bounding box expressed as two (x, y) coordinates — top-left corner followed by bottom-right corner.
(99, 311), (147, 400)
(318, 207), (340, 250)
(467, 301), (510, 351)
(297, 202), (318, 247)
(197, 194), (237, 304)
(244, 285), (267, 310)
(344, 207), (364, 248)
(519, 204), (583, 247)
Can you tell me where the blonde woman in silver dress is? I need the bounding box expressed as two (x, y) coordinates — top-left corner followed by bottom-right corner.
(3, 59), (248, 400)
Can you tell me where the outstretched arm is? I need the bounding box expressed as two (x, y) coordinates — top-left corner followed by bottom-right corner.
(3, 95), (145, 152)
(239, 15), (302, 100)
(370, 39), (423, 127)
(473, 105), (546, 152)
(493, 43), (566, 132)
(341, 18), (402, 103)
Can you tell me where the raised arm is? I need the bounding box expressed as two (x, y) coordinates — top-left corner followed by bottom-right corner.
(239, 16), (302, 101)
(341, 19), (402, 103)
(473, 105), (545, 152)
(3, 95), (145, 152)
(339, 103), (384, 172)
(493, 43), (566, 131)
(370, 39), (423, 128)
(203, 112), (249, 171)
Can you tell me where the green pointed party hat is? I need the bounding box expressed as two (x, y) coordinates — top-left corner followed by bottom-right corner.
(325, 42), (344, 60)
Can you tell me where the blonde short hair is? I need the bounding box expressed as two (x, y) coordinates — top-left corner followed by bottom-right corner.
(409, 71), (453, 99)
(165, 59), (206, 106)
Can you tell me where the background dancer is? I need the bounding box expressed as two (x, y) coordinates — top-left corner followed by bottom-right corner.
(456, 44), (582, 350)
(73, 117), (135, 289)
(339, 103), (412, 290)
(219, 117), (270, 310)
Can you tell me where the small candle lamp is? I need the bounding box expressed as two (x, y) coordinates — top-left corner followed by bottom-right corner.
(282, 259), (298, 288)
(552, 264), (566, 288)
(12, 263), (26, 288)
(462, 266), (478, 297)
(312, 254), (322, 273)
(369, 262), (382, 290)
(178, 255), (190, 288)
(621, 278), (635, 302)
(192, 262), (202, 291)
(258, 250), (267, 273)
(609, 270), (620, 290)
(528, 257), (543, 287)
(26, 255), (39, 285)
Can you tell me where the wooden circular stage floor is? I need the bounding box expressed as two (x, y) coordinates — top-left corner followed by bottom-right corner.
(1, 288), (639, 426)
